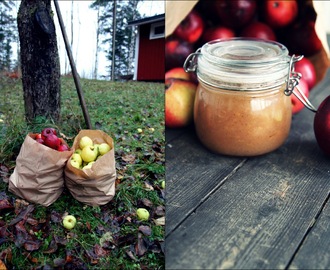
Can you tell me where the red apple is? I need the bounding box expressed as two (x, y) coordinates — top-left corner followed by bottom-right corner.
(165, 39), (194, 71)
(291, 78), (309, 114)
(240, 22), (276, 41)
(263, 0), (298, 29)
(202, 26), (235, 43)
(211, 0), (257, 30)
(314, 95), (330, 155)
(165, 67), (191, 83)
(35, 133), (42, 140)
(57, 143), (70, 152)
(294, 57), (316, 90)
(284, 21), (322, 56)
(41, 127), (57, 140)
(36, 138), (44, 144)
(173, 10), (204, 43)
(165, 79), (197, 128)
(44, 134), (61, 149)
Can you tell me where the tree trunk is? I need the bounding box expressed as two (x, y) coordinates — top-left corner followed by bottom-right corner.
(17, 0), (61, 122)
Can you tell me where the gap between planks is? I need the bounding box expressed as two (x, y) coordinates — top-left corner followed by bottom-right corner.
(284, 190), (330, 270)
(166, 158), (248, 238)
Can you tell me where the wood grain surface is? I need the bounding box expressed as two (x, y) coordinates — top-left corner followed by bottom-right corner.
(166, 68), (330, 269)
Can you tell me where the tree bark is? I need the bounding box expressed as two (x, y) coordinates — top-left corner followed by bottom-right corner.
(17, 0), (61, 122)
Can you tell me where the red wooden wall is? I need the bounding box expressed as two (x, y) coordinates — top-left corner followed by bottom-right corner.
(137, 24), (164, 81)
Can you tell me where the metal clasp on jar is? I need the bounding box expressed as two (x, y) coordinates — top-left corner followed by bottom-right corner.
(183, 48), (201, 73)
(285, 54), (317, 112)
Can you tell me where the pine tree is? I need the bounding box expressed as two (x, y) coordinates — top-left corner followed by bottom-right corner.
(0, 0), (17, 71)
(90, 0), (142, 80)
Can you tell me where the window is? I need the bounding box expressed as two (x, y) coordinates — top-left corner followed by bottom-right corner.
(150, 21), (165, 39)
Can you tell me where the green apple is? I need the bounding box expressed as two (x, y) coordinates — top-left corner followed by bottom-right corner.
(98, 143), (111, 155)
(161, 180), (165, 189)
(82, 161), (95, 170)
(81, 145), (98, 163)
(70, 159), (81, 169)
(71, 153), (82, 166)
(74, 149), (82, 155)
(94, 143), (100, 155)
(62, 215), (77, 230)
(136, 208), (150, 221)
(79, 136), (93, 150)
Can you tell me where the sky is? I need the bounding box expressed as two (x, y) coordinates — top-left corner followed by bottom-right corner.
(11, 1), (165, 79)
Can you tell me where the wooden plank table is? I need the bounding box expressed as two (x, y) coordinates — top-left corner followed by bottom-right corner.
(165, 68), (330, 269)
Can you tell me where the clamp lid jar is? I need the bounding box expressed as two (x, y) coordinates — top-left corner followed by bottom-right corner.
(184, 38), (300, 156)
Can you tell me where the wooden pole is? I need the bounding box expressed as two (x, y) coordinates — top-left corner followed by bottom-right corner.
(53, 0), (92, 129)
(111, 0), (116, 81)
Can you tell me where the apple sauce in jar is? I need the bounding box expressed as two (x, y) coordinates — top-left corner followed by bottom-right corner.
(184, 38), (296, 156)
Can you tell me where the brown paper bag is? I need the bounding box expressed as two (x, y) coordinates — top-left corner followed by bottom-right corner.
(64, 130), (116, 206)
(9, 133), (73, 206)
(165, 0), (330, 84)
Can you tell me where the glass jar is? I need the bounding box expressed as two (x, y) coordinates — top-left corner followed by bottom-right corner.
(184, 38), (297, 156)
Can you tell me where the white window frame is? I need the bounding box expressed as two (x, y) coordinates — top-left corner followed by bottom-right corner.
(149, 21), (165, 40)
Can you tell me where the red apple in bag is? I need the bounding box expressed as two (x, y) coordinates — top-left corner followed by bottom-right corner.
(165, 39), (194, 71)
(293, 57), (316, 90)
(173, 10), (204, 43)
(314, 96), (330, 155)
(263, 0), (298, 29)
(240, 22), (276, 41)
(285, 21), (322, 56)
(211, 0), (257, 30)
(202, 26), (235, 43)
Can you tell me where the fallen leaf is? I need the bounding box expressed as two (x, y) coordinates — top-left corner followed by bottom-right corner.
(10, 205), (34, 225)
(154, 205), (165, 217)
(144, 181), (154, 191)
(153, 216), (165, 226)
(126, 249), (138, 261)
(122, 154), (136, 164)
(135, 233), (147, 257)
(138, 225), (152, 236)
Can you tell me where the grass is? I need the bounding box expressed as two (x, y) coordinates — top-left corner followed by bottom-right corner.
(0, 75), (165, 269)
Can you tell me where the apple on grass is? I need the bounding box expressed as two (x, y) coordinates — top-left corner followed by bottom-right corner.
(291, 78), (309, 114)
(263, 0), (298, 29)
(62, 215), (77, 230)
(314, 95), (330, 155)
(165, 79), (197, 128)
(136, 208), (150, 221)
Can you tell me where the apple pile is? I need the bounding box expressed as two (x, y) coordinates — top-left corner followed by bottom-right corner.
(166, 0), (321, 115)
(70, 136), (111, 170)
(35, 127), (70, 151)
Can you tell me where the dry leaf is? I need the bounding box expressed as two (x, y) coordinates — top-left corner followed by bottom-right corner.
(153, 216), (165, 226)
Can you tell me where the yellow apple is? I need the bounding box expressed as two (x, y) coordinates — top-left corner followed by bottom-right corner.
(165, 79), (197, 128)
(71, 153), (82, 166)
(62, 215), (77, 230)
(70, 159), (81, 169)
(81, 145), (98, 162)
(136, 208), (150, 221)
(98, 143), (111, 155)
(82, 161), (95, 170)
(74, 149), (82, 155)
(79, 136), (93, 150)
